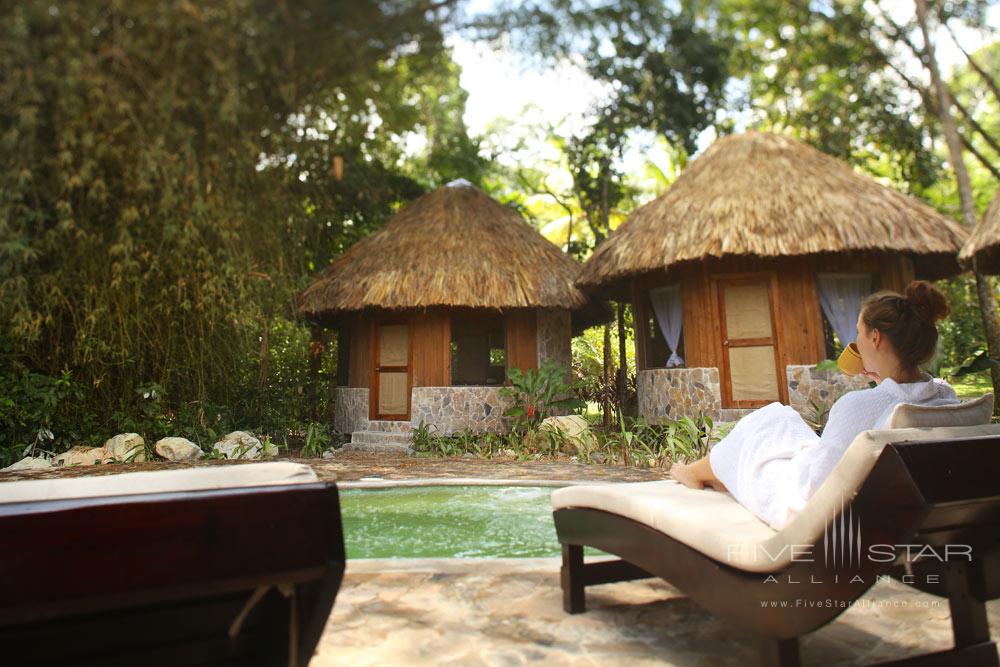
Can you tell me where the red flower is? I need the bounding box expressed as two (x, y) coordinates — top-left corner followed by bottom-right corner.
(526, 405), (535, 418)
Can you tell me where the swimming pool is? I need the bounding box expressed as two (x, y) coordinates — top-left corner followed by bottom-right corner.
(340, 485), (573, 559)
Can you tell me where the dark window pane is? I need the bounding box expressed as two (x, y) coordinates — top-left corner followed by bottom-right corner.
(451, 313), (506, 386)
(336, 325), (351, 386)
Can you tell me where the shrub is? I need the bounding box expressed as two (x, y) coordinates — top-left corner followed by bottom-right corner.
(499, 360), (584, 431)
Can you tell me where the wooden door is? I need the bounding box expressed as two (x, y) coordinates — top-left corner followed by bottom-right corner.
(370, 320), (412, 420)
(715, 275), (786, 408)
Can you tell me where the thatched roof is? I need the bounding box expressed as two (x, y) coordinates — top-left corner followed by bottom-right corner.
(959, 193), (1000, 274)
(297, 180), (610, 331)
(577, 131), (969, 296)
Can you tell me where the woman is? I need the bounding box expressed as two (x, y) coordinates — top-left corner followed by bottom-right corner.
(669, 280), (958, 530)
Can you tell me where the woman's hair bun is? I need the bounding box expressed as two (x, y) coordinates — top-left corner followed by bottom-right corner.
(904, 280), (950, 323)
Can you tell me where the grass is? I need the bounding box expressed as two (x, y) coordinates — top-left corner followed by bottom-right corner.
(948, 371), (993, 400)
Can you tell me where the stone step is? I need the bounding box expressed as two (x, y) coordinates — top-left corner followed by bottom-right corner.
(351, 431), (413, 444)
(345, 430), (413, 453)
(718, 408), (756, 423)
(367, 420), (413, 433)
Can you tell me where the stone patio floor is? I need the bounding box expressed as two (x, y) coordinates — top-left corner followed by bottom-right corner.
(313, 558), (1000, 666)
(3, 453), (998, 665)
(0, 451), (672, 484)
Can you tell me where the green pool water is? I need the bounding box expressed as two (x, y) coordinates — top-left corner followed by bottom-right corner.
(340, 485), (568, 559)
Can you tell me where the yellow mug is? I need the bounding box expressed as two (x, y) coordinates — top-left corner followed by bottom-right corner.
(837, 342), (865, 376)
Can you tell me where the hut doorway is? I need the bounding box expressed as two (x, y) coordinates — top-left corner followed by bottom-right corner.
(371, 320), (412, 420)
(714, 274), (786, 408)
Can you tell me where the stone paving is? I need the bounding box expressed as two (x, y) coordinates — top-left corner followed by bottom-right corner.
(313, 558), (1000, 667)
(0, 451), (670, 484)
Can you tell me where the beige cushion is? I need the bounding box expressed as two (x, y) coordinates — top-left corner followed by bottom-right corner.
(0, 462), (319, 504)
(888, 393), (994, 428)
(552, 424), (1000, 573)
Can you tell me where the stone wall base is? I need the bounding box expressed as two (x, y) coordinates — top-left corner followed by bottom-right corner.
(786, 365), (871, 422)
(411, 386), (515, 436)
(637, 368), (722, 423)
(334, 387), (370, 434)
(636, 365), (871, 424)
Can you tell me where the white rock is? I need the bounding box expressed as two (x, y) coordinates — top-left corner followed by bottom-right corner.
(55, 445), (112, 467)
(213, 431), (274, 460)
(540, 414), (592, 437)
(154, 437), (203, 462)
(2, 456), (52, 472)
(104, 433), (146, 463)
(539, 415), (597, 454)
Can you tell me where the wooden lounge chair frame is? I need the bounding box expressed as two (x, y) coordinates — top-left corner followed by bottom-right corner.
(555, 434), (1000, 667)
(0, 479), (345, 667)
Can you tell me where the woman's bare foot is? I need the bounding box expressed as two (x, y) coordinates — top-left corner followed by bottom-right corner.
(669, 462), (705, 489)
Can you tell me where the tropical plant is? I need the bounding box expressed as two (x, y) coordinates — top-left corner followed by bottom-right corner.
(301, 423), (332, 458)
(949, 350), (1000, 378)
(499, 361), (585, 431)
(802, 400), (833, 435)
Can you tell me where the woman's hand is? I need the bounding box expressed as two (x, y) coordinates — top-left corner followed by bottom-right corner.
(860, 368), (881, 383)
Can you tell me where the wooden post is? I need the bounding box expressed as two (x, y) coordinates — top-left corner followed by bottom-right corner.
(561, 544), (586, 614)
(759, 637), (801, 667)
(616, 302), (628, 422)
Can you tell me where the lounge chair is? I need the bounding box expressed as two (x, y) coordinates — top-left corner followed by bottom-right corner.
(553, 395), (1000, 666)
(0, 462), (345, 667)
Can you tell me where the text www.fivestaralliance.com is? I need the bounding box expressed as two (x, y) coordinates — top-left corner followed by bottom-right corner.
(760, 599), (942, 608)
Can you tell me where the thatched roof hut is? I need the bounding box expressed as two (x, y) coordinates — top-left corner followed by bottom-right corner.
(578, 131), (968, 298)
(297, 180), (607, 441)
(959, 193), (1000, 274)
(297, 180), (606, 331)
(575, 131), (969, 420)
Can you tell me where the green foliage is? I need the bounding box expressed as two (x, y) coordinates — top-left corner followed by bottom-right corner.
(482, 1), (729, 155)
(814, 359), (839, 372)
(410, 411), (728, 468)
(718, 0), (942, 187)
(301, 423), (332, 458)
(947, 350), (1000, 378)
(410, 422), (519, 458)
(0, 360), (85, 466)
(948, 371), (994, 400)
(499, 361), (584, 431)
(802, 400), (833, 435)
(936, 276), (994, 376)
(591, 413), (721, 468)
(0, 1), (477, 449)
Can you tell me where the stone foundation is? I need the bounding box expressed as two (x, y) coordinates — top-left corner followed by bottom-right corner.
(787, 365), (872, 420)
(637, 368), (722, 423)
(411, 386), (516, 436)
(334, 387), (370, 434)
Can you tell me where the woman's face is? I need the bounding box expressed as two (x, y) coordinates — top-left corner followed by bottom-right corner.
(855, 311), (881, 378)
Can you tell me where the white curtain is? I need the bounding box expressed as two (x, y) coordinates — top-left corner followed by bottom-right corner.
(816, 273), (872, 348)
(649, 285), (684, 367)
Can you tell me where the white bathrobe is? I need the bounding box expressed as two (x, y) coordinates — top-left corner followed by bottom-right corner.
(708, 374), (959, 530)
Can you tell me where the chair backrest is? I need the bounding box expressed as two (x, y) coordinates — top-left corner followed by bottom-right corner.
(0, 462), (319, 504)
(887, 392), (994, 429)
(775, 423), (1000, 551)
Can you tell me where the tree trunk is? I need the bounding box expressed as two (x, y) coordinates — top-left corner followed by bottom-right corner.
(916, 0), (1000, 407)
(258, 318), (270, 389)
(308, 326), (327, 422)
(616, 301), (627, 423)
(602, 323), (613, 428)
